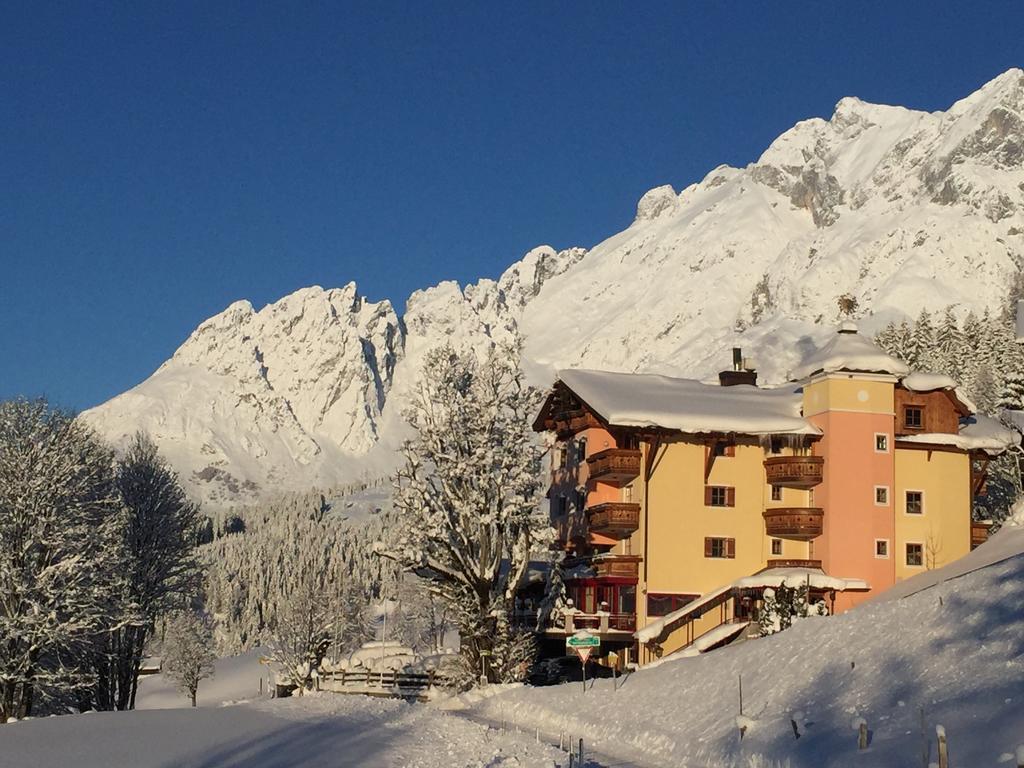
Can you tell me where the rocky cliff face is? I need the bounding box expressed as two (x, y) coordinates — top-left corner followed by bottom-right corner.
(83, 70), (1024, 506)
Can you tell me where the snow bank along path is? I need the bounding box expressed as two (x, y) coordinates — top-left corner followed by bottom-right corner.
(0, 695), (564, 768)
(455, 525), (1024, 768)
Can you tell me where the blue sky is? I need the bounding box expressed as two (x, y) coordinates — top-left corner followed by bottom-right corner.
(2, 2), (1022, 410)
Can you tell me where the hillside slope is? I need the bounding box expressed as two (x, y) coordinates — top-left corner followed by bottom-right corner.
(83, 69), (1024, 505)
(453, 520), (1024, 767)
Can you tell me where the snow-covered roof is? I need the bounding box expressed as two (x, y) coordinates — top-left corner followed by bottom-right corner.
(636, 567), (868, 644)
(556, 369), (819, 436)
(897, 413), (1019, 455)
(900, 372), (977, 414)
(791, 323), (910, 380)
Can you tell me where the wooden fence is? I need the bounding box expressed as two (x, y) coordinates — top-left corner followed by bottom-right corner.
(317, 669), (451, 700)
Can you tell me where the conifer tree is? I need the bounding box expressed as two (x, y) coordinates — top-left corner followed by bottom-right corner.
(935, 307), (966, 381)
(910, 309), (936, 369)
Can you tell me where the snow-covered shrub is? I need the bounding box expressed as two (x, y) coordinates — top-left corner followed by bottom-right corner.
(757, 585), (827, 637)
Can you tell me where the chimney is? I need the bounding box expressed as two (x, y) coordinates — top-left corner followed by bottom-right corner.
(719, 347), (757, 386)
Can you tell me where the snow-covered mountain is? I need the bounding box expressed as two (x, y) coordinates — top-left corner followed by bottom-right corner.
(83, 69), (1024, 506)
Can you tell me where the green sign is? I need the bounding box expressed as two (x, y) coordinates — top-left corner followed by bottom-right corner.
(566, 633), (600, 649)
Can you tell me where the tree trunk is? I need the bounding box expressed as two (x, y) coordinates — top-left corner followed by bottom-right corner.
(190, 689), (197, 707)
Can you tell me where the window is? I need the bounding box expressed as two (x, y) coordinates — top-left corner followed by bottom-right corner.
(906, 491), (924, 515)
(555, 444), (567, 469)
(575, 438), (587, 464)
(771, 538), (783, 556)
(875, 433), (889, 452)
(619, 585), (636, 615)
(705, 486), (735, 507)
(712, 441), (735, 457)
(553, 495), (567, 516)
(875, 486), (889, 506)
(574, 489), (587, 513)
(646, 593), (698, 617)
(906, 542), (924, 567)
(771, 485), (783, 502)
(904, 406), (924, 430)
(705, 537), (736, 559)
(875, 539), (889, 559)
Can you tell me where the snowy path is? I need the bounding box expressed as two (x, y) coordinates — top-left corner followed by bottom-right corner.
(450, 708), (649, 768)
(0, 695), (564, 767)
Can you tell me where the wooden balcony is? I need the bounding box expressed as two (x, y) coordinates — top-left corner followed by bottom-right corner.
(553, 408), (601, 436)
(587, 448), (642, 484)
(763, 507), (824, 541)
(764, 456), (824, 488)
(971, 520), (991, 550)
(592, 555), (641, 579)
(587, 502), (640, 539)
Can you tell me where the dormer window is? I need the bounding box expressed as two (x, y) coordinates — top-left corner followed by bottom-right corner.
(904, 406), (924, 430)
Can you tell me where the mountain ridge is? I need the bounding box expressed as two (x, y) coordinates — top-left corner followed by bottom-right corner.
(83, 69), (1024, 506)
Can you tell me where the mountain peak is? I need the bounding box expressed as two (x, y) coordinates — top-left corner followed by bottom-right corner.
(84, 72), (1024, 506)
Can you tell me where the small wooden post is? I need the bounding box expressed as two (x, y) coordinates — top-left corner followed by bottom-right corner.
(578, 738), (584, 764)
(259, 677), (263, 696)
(936, 726), (948, 768)
(858, 721), (868, 750)
(790, 717), (800, 740)
(738, 673), (744, 715)
(920, 707), (929, 768)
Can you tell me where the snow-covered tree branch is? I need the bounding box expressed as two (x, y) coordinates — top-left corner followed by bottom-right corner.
(0, 399), (122, 721)
(380, 342), (549, 687)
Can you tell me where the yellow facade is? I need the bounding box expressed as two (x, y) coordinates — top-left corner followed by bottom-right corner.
(803, 375), (896, 417)
(626, 438), (812, 658)
(893, 447), (971, 578)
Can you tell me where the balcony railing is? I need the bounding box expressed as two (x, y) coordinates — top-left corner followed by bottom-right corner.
(587, 501), (640, 539)
(552, 611), (636, 635)
(763, 507), (824, 540)
(592, 555), (641, 579)
(764, 456), (824, 488)
(587, 448), (642, 485)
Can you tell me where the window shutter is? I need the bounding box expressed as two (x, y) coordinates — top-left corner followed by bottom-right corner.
(704, 537), (713, 557)
(704, 486), (713, 506)
(726, 538), (736, 558)
(726, 487), (736, 507)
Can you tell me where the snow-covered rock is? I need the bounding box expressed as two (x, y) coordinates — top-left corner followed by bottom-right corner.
(84, 70), (1024, 505)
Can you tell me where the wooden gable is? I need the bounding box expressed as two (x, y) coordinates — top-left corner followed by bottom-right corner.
(894, 386), (966, 436)
(532, 381), (605, 437)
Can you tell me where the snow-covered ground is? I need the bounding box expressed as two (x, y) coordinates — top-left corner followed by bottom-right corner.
(10, 525), (1024, 767)
(446, 522), (1024, 767)
(2, 694), (563, 768)
(135, 648), (270, 710)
